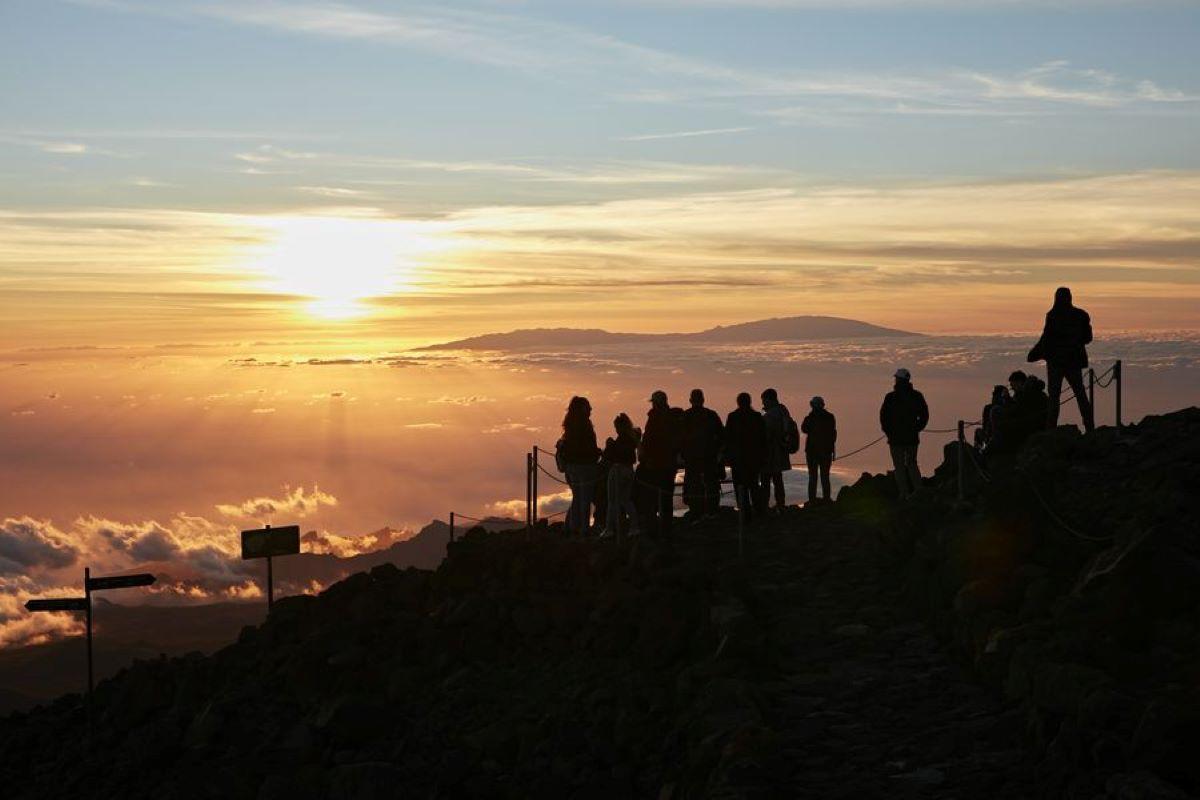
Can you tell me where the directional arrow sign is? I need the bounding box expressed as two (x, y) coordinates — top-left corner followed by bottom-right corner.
(86, 573), (156, 592)
(26, 597), (89, 613)
(241, 525), (301, 560)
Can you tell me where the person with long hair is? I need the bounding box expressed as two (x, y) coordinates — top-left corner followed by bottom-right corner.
(599, 412), (641, 539)
(557, 396), (601, 534)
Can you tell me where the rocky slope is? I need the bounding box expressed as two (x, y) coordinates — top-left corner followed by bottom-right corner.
(0, 407), (1195, 799)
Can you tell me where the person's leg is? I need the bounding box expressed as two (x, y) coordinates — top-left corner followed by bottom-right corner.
(771, 471), (786, 509)
(658, 471), (675, 535)
(618, 466), (638, 533)
(806, 456), (818, 503)
(889, 445), (909, 498)
(819, 455), (832, 500)
(1065, 367), (1094, 432)
(751, 472), (767, 517)
(577, 466), (595, 535)
(682, 466), (700, 514)
(1046, 363), (1064, 429)
(605, 468), (620, 534)
(905, 445), (922, 495)
(564, 467), (581, 533)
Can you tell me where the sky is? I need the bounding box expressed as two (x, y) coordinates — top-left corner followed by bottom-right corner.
(2, 0), (1199, 344)
(2, 0), (1200, 646)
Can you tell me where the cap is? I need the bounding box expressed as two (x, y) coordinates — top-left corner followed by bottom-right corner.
(810, 396), (825, 409)
(649, 389), (668, 404)
(894, 368), (911, 380)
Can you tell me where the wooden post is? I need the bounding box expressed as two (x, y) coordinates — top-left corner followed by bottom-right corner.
(1088, 367), (1095, 412)
(449, 511), (456, 543)
(264, 523), (274, 611)
(957, 420), (965, 502)
(532, 446), (539, 524)
(1115, 360), (1123, 431)
(84, 566), (93, 737)
(525, 452), (533, 532)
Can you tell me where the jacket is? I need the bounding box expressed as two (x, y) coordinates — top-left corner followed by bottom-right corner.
(602, 431), (639, 467)
(1029, 305), (1092, 370)
(800, 408), (837, 456)
(723, 407), (766, 472)
(879, 384), (929, 447)
(560, 422), (600, 465)
(681, 406), (724, 465)
(639, 406), (682, 470)
(762, 403), (793, 472)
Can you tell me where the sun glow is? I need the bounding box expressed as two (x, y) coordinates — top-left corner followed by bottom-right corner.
(247, 215), (447, 319)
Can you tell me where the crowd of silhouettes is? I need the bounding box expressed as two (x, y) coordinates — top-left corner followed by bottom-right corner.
(554, 287), (1099, 534)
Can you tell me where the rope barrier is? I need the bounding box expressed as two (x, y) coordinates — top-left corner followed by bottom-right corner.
(453, 513), (484, 523)
(1018, 457), (1113, 543)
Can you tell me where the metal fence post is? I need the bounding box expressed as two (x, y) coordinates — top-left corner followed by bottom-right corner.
(525, 452), (533, 531)
(1088, 367), (1096, 412)
(957, 421), (965, 501)
(532, 446), (539, 524)
(1115, 359), (1123, 431)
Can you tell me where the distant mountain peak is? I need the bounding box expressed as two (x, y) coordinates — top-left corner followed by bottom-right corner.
(418, 315), (920, 351)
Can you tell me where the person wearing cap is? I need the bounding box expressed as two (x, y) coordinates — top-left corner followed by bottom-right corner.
(800, 396), (837, 503)
(724, 392), (767, 524)
(681, 388), (725, 516)
(879, 368), (929, 500)
(1027, 286), (1095, 432)
(636, 390), (683, 536)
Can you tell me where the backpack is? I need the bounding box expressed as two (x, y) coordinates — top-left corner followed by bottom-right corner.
(784, 416), (801, 455)
(554, 438), (567, 472)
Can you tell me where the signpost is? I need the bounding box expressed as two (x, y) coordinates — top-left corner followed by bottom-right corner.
(241, 524), (301, 610)
(25, 567), (156, 737)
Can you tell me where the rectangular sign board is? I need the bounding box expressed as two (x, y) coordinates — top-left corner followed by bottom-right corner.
(26, 598), (89, 612)
(241, 525), (301, 560)
(86, 573), (156, 592)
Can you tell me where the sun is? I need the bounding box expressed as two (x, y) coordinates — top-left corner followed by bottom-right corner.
(247, 214), (444, 319)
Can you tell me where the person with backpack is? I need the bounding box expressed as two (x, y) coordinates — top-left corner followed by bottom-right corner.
(598, 412), (641, 539)
(1027, 286), (1095, 432)
(557, 396), (601, 534)
(636, 390), (682, 537)
(760, 388), (796, 512)
(725, 392), (767, 525)
(879, 368), (929, 500)
(681, 388), (725, 516)
(800, 396), (836, 504)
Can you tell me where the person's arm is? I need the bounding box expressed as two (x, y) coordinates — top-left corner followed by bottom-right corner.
(915, 393), (930, 432)
(800, 415), (811, 434)
(879, 396), (891, 435)
(1082, 310), (1093, 345)
(831, 414), (837, 445)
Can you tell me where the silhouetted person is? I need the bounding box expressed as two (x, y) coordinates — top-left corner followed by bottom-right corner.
(879, 368), (929, 500)
(801, 396), (836, 503)
(760, 388), (794, 511)
(681, 388), (725, 515)
(599, 413), (640, 539)
(1028, 286), (1095, 432)
(558, 396), (601, 534)
(975, 385), (1010, 452)
(725, 392), (767, 524)
(998, 370), (1048, 452)
(636, 390), (682, 536)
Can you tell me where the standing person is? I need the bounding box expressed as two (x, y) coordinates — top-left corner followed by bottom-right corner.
(760, 388), (795, 512)
(636, 390), (681, 537)
(724, 392), (767, 525)
(800, 396), (836, 504)
(599, 413), (640, 539)
(1028, 286), (1095, 432)
(879, 368), (929, 500)
(681, 388), (724, 516)
(557, 396), (600, 534)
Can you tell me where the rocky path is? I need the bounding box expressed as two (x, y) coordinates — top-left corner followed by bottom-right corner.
(728, 504), (1037, 798)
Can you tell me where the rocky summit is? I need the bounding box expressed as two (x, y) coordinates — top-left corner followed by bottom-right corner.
(1, 407), (1197, 799)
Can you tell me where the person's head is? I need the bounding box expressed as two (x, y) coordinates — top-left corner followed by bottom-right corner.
(893, 367), (911, 389)
(736, 392), (752, 410)
(689, 388), (705, 408)
(810, 396), (825, 411)
(1053, 286), (1073, 309)
(1008, 370), (1027, 393)
(563, 396), (591, 430)
(614, 412), (634, 436)
(991, 385), (1009, 403)
(761, 387), (778, 407)
(649, 389), (668, 410)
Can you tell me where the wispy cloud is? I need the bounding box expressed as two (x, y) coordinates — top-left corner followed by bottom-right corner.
(619, 126), (754, 141)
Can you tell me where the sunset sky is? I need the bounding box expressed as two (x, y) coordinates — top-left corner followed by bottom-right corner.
(2, 1), (1200, 646)
(2, 0), (1199, 346)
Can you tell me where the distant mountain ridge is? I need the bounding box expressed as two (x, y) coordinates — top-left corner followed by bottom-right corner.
(418, 315), (921, 351)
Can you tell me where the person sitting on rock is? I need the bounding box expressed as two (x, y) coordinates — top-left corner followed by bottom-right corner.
(975, 385), (1010, 452)
(599, 413), (640, 539)
(724, 392), (767, 524)
(996, 371), (1048, 453)
(879, 368), (929, 500)
(1027, 286), (1095, 432)
(800, 396), (837, 504)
